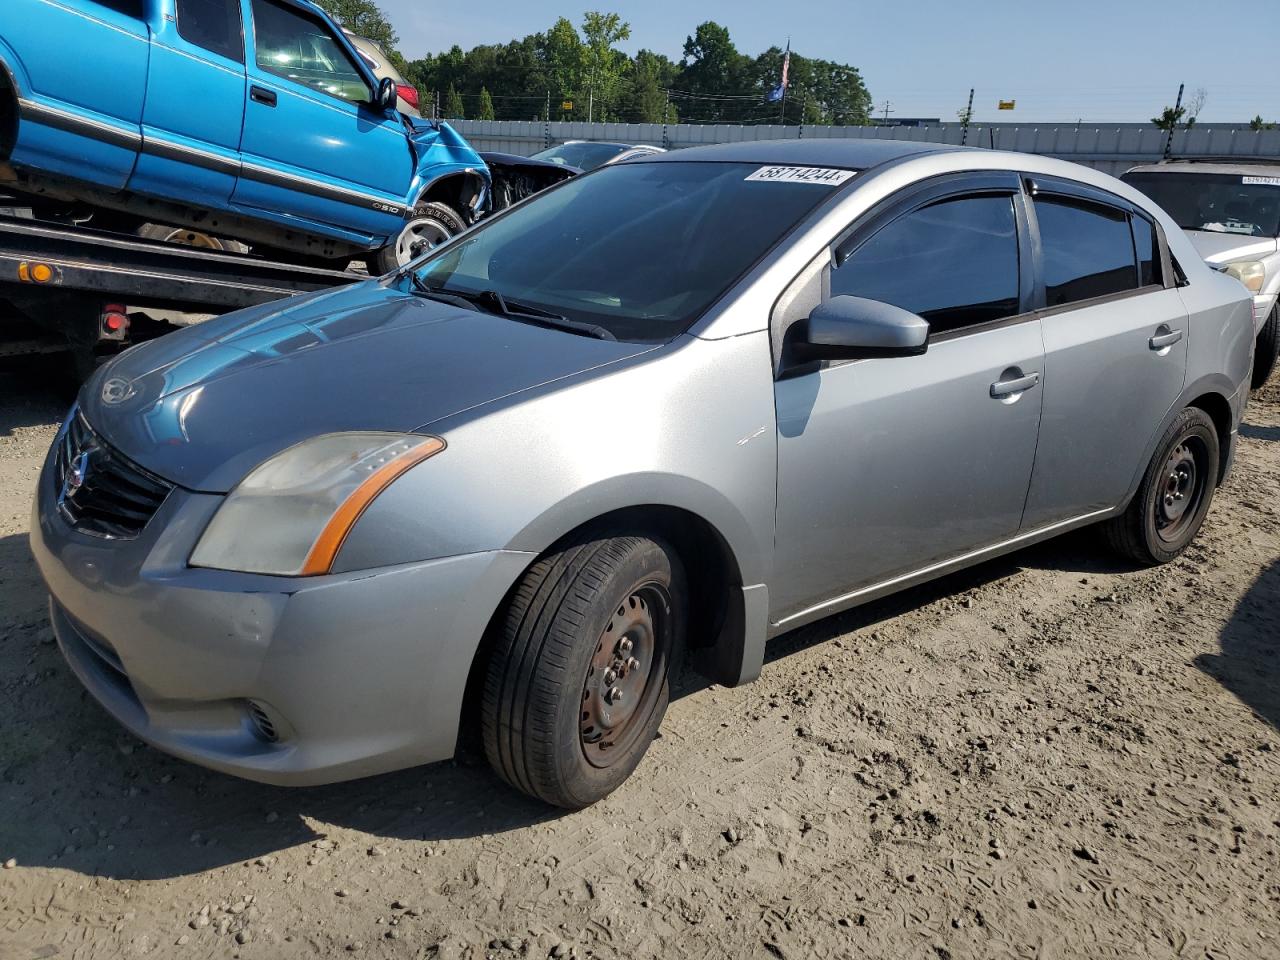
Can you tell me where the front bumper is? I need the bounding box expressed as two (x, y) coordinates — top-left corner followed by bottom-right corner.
(30, 437), (531, 786)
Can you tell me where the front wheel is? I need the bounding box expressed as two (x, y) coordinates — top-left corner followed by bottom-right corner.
(1252, 304), (1279, 390)
(481, 533), (687, 808)
(369, 201), (466, 274)
(1103, 406), (1219, 565)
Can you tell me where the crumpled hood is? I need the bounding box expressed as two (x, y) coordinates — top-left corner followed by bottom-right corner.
(80, 281), (654, 492)
(1186, 230), (1279, 265)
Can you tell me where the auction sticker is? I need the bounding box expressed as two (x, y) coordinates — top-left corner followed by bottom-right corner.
(1243, 175), (1280, 185)
(746, 166), (855, 185)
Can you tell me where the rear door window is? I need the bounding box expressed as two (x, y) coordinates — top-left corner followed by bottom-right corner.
(176, 0), (244, 62)
(1034, 197), (1138, 307)
(831, 194), (1022, 334)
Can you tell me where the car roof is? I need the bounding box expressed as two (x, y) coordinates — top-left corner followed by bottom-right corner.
(635, 138), (967, 169)
(1126, 159), (1280, 177)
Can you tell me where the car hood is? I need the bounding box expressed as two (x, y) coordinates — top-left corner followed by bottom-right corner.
(1185, 230), (1279, 265)
(80, 281), (655, 493)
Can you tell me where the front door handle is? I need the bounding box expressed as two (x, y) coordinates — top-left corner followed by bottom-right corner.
(1149, 329), (1184, 350)
(990, 370), (1040, 399)
(250, 85), (277, 107)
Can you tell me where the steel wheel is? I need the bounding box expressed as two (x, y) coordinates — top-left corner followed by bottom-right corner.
(1154, 436), (1208, 544)
(580, 584), (672, 768)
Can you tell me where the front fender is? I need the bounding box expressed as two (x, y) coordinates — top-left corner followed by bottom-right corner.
(406, 120), (489, 211)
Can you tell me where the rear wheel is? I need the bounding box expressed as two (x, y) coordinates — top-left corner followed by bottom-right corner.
(136, 222), (249, 254)
(1252, 304), (1279, 390)
(369, 201), (465, 274)
(481, 532), (687, 808)
(1103, 406), (1219, 565)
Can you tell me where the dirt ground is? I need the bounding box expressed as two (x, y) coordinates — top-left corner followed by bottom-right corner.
(1, 358), (1277, 960)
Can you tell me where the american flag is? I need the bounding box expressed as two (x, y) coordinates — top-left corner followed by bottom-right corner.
(767, 41), (791, 103)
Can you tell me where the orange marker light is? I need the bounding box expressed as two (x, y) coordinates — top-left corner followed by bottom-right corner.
(31, 263), (53, 283)
(17, 262), (29, 282)
(299, 437), (446, 575)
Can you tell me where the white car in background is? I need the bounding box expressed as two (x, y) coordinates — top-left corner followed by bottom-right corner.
(343, 30), (421, 118)
(1124, 161), (1280, 388)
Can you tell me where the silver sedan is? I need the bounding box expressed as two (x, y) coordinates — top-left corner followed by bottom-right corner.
(32, 140), (1254, 807)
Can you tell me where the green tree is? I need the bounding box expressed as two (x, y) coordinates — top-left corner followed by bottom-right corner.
(312, 0), (397, 49)
(678, 21), (753, 122)
(1152, 104), (1187, 132)
(580, 11), (631, 120)
(477, 86), (496, 120)
(444, 84), (465, 119)
(622, 49), (678, 122)
(541, 17), (585, 118)
(1250, 115), (1276, 131)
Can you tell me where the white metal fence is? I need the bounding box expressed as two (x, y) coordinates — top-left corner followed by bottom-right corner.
(452, 120), (1280, 176)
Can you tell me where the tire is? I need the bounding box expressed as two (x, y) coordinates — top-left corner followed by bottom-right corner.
(481, 532), (687, 808)
(369, 201), (466, 274)
(1103, 406), (1219, 565)
(1252, 304), (1279, 390)
(136, 222), (249, 254)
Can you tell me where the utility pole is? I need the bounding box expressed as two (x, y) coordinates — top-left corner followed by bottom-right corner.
(545, 89), (550, 122)
(880, 99), (893, 124)
(960, 87), (974, 145)
(1163, 82), (1184, 159)
(588, 64), (596, 123)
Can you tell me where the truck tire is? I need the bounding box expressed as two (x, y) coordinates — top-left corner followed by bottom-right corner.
(481, 532), (687, 808)
(1252, 304), (1279, 390)
(1103, 406), (1219, 565)
(369, 201), (465, 274)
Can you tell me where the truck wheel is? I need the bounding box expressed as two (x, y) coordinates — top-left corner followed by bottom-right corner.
(481, 532), (687, 808)
(1252, 304), (1279, 390)
(370, 201), (465, 274)
(136, 223), (248, 254)
(1103, 406), (1219, 565)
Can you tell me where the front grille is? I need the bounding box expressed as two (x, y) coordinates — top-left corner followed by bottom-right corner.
(54, 413), (172, 539)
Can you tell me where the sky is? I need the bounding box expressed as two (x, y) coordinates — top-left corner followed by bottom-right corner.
(376, 0), (1280, 125)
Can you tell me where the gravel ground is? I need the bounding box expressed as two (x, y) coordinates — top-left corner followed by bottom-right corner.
(1, 358), (1278, 960)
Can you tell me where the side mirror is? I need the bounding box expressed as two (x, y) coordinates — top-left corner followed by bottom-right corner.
(376, 76), (398, 111)
(797, 295), (929, 361)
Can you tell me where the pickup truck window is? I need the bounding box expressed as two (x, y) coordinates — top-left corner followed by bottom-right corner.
(251, 0), (370, 105)
(177, 0), (244, 63)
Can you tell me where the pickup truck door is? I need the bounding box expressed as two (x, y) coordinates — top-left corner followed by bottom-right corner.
(128, 0), (247, 208)
(232, 0), (411, 245)
(5, 0), (149, 191)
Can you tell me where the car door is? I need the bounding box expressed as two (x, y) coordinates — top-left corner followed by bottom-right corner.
(128, 0), (247, 207)
(5, 0), (149, 191)
(233, 0), (411, 240)
(1019, 178), (1189, 529)
(771, 174), (1045, 625)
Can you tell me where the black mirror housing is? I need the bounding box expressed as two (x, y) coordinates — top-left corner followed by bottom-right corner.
(376, 77), (398, 111)
(797, 295), (929, 361)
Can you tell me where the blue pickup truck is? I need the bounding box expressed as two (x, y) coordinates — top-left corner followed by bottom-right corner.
(0, 0), (561, 270)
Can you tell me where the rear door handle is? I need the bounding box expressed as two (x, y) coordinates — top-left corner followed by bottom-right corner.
(990, 371), (1040, 398)
(250, 85), (277, 107)
(1149, 329), (1183, 350)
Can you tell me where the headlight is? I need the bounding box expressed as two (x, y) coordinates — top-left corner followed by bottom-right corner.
(190, 432), (445, 576)
(1223, 260), (1266, 293)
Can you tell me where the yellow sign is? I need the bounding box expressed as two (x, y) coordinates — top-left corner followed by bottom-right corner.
(998, 99), (1016, 111)
(561, 100), (573, 110)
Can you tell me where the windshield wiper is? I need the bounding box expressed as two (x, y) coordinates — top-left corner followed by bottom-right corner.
(410, 276), (615, 340)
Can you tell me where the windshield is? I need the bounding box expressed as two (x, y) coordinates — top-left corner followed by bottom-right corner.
(530, 142), (631, 170)
(1122, 171), (1280, 238)
(411, 161), (847, 341)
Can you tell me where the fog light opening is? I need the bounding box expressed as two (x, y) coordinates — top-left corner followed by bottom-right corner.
(246, 700), (281, 743)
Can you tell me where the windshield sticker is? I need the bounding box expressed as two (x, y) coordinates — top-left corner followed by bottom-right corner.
(746, 166), (855, 186)
(1243, 176), (1280, 186)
